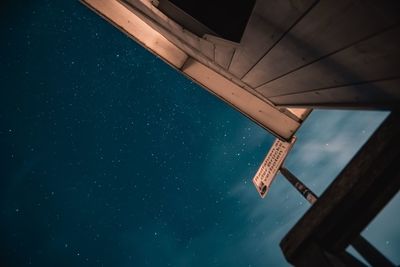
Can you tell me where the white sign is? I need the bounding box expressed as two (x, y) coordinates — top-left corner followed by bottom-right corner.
(252, 137), (296, 198)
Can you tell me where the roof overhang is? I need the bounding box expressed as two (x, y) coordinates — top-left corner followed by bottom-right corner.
(81, 0), (309, 141)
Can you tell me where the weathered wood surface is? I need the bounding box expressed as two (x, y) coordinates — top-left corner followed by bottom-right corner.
(257, 25), (400, 98)
(243, 0), (400, 88)
(228, 0), (316, 78)
(270, 78), (400, 109)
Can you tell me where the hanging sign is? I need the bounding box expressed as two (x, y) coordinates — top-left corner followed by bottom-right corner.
(252, 137), (296, 198)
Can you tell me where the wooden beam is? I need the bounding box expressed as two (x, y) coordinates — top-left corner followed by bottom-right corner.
(280, 112), (400, 265)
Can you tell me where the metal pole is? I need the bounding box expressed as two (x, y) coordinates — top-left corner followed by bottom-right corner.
(280, 166), (317, 204)
(279, 166), (395, 267)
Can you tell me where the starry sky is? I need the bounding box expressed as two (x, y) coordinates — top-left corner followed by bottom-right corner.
(0, 1), (399, 267)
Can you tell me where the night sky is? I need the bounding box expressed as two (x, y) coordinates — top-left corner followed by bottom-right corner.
(1, 1), (399, 266)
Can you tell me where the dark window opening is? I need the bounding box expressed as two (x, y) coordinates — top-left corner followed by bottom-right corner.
(159, 0), (255, 43)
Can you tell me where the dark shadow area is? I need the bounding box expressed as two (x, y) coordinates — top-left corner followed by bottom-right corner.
(167, 0), (255, 42)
